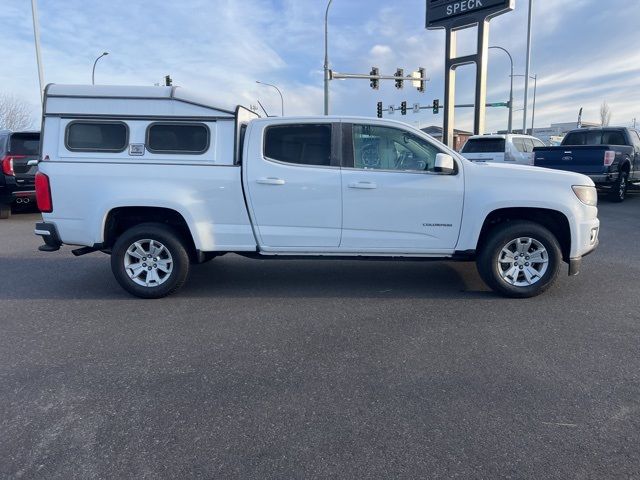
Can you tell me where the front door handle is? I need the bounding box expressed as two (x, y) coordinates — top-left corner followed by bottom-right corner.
(257, 177), (286, 185)
(348, 181), (377, 189)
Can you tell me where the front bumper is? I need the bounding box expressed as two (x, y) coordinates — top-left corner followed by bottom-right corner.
(34, 222), (62, 252)
(568, 217), (600, 276)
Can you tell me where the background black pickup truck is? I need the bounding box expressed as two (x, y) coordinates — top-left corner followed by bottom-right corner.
(0, 130), (41, 219)
(534, 127), (640, 202)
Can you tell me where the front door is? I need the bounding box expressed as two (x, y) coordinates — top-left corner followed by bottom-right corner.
(340, 123), (464, 252)
(245, 122), (342, 248)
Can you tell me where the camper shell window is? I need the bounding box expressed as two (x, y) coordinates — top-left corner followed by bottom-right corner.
(146, 123), (210, 154)
(65, 121), (128, 152)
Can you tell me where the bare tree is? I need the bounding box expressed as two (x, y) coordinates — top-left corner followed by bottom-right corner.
(600, 101), (612, 127)
(0, 93), (34, 131)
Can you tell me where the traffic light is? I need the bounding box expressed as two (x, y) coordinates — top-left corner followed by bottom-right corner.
(401, 101), (407, 115)
(417, 68), (426, 93)
(395, 68), (404, 89)
(370, 67), (379, 90)
(165, 75), (172, 86)
(377, 102), (383, 118)
(433, 99), (439, 114)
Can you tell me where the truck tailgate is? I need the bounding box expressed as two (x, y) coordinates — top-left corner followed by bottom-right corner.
(534, 146), (606, 175)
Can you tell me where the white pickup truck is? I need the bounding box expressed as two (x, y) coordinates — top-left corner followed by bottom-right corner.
(34, 85), (600, 299)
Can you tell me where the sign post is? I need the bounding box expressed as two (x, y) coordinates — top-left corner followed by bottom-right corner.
(426, 0), (515, 146)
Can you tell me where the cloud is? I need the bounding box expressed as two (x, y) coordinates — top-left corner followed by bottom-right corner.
(0, 0), (638, 131)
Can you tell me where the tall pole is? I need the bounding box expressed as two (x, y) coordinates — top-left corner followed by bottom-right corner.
(323, 0), (334, 116)
(30, 0), (45, 105)
(92, 52), (109, 85)
(489, 46), (514, 133)
(256, 81), (284, 116)
(530, 74), (538, 133)
(523, 0), (533, 134)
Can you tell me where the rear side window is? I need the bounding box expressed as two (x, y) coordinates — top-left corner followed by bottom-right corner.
(264, 124), (332, 166)
(66, 122), (128, 152)
(532, 139), (546, 148)
(9, 132), (40, 155)
(461, 138), (506, 153)
(147, 123), (209, 154)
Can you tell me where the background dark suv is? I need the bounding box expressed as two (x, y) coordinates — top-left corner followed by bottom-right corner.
(1, 130), (40, 219)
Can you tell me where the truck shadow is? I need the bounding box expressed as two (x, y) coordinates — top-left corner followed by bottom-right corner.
(0, 254), (493, 301)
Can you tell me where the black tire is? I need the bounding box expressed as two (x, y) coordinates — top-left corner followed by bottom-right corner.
(110, 223), (190, 299)
(609, 170), (628, 203)
(477, 221), (562, 298)
(0, 203), (10, 220)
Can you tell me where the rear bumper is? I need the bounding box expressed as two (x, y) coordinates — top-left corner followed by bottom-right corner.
(34, 222), (62, 251)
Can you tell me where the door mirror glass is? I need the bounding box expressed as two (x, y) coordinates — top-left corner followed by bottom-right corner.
(434, 153), (455, 174)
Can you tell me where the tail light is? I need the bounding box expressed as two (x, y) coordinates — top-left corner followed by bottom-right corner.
(35, 172), (53, 213)
(1, 155), (24, 176)
(604, 151), (615, 166)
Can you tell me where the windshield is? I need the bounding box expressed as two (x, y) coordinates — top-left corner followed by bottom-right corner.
(461, 138), (506, 153)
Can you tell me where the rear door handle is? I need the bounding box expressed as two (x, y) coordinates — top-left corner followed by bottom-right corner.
(348, 181), (377, 189)
(256, 177), (286, 185)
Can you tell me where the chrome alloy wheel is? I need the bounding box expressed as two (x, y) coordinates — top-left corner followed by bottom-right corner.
(497, 237), (549, 287)
(124, 239), (173, 287)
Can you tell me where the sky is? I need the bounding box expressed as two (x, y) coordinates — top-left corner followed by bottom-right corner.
(2, 0), (639, 133)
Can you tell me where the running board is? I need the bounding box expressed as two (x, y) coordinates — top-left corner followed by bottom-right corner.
(71, 246), (98, 257)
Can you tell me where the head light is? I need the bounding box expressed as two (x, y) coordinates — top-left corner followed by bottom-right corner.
(572, 185), (598, 206)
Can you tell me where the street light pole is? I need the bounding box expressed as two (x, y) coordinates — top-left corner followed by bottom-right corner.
(256, 81), (284, 116)
(92, 52), (109, 85)
(323, 0), (334, 116)
(30, 0), (44, 105)
(530, 74), (538, 133)
(523, 0), (533, 134)
(489, 46), (514, 133)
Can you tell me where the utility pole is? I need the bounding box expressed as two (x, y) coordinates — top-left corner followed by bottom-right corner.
(30, 0), (44, 105)
(323, 0), (334, 116)
(523, 0), (533, 134)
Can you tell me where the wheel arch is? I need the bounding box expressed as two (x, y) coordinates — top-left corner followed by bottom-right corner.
(476, 207), (571, 263)
(102, 206), (199, 262)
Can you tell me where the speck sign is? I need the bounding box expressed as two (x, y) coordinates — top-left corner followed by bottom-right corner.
(426, 0), (514, 29)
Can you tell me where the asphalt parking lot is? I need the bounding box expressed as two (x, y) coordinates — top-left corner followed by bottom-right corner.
(1, 195), (639, 479)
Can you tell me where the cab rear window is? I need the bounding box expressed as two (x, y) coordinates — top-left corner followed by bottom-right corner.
(461, 138), (506, 153)
(9, 132), (40, 155)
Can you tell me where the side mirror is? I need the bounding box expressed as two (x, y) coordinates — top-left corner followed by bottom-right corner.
(434, 153), (455, 174)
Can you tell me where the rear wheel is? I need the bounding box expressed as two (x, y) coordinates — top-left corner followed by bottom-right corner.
(477, 221), (562, 298)
(609, 170), (628, 202)
(0, 203), (10, 220)
(110, 223), (190, 299)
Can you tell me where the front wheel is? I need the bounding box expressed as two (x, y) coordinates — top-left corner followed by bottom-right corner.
(477, 221), (562, 298)
(110, 223), (190, 299)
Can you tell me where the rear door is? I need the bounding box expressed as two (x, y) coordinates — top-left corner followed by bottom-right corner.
(460, 137), (505, 163)
(245, 122), (342, 248)
(7, 132), (40, 189)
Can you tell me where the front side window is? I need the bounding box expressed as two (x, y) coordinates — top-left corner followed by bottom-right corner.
(66, 122), (128, 152)
(147, 123), (209, 154)
(264, 124), (332, 166)
(352, 125), (442, 172)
